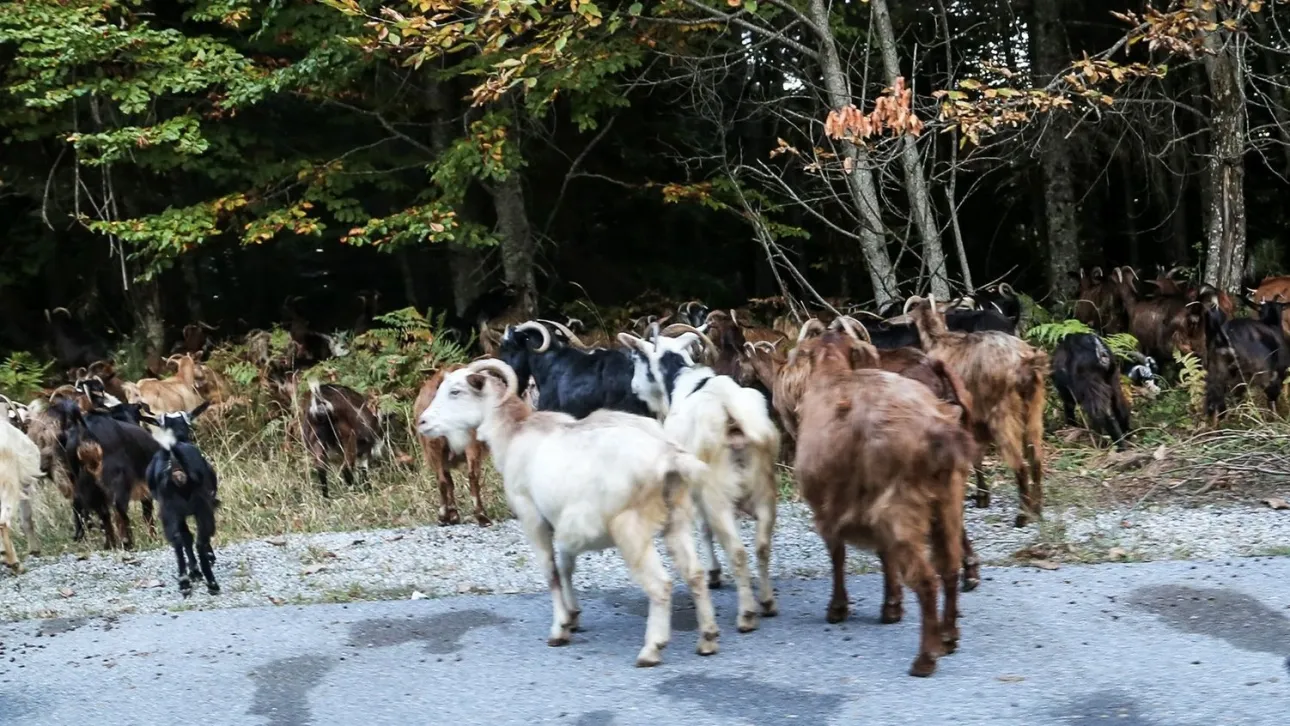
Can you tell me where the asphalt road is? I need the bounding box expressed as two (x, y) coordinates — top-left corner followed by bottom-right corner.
(1, 557), (1288, 726)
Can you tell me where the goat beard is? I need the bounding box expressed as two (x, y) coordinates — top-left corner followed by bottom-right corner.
(444, 429), (474, 457)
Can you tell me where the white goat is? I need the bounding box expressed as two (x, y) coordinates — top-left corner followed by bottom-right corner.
(0, 415), (41, 573)
(620, 332), (782, 630)
(416, 358), (720, 667)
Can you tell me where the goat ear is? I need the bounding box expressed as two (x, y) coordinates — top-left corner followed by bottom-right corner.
(465, 373), (489, 392)
(189, 400), (212, 420)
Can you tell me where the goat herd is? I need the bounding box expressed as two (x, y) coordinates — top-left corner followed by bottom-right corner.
(2, 266), (1289, 677)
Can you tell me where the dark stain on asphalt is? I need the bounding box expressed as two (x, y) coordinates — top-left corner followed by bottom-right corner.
(347, 609), (511, 654)
(601, 590), (698, 632)
(571, 710), (617, 726)
(246, 654), (335, 726)
(658, 674), (843, 725)
(37, 617), (88, 637)
(1049, 690), (1169, 726)
(1130, 584), (1289, 656)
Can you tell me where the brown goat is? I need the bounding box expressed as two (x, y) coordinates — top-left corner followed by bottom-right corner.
(300, 380), (384, 497)
(135, 354), (210, 414)
(1073, 267), (1126, 333)
(907, 297), (1048, 527)
(413, 366), (490, 525)
(1111, 266), (1205, 363)
(794, 330), (975, 677)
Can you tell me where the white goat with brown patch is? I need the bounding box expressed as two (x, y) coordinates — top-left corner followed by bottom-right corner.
(417, 358), (719, 667)
(1, 415), (42, 573)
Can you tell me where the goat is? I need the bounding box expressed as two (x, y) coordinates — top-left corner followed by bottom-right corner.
(146, 402), (220, 595)
(413, 366), (490, 525)
(1203, 299), (1290, 421)
(1112, 266), (1205, 365)
(417, 358), (720, 667)
(619, 331), (781, 630)
(174, 322), (219, 357)
(45, 307), (108, 369)
(1, 415), (42, 573)
(793, 330), (975, 677)
(907, 296), (1048, 527)
(135, 354), (209, 414)
(1052, 333), (1133, 449)
(1072, 267), (1126, 334)
(56, 399), (159, 550)
(301, 380), (383, 497)
(976, 283), (1022, 328)
(283, 295), (347, 365)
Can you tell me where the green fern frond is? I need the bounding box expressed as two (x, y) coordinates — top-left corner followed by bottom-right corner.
(1024, 319), (1094, 350)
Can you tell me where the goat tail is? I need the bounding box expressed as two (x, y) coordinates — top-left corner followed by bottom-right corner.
(661, 448), (709, 507)
(721, 383), (781, 451)
(927, 419), (977, 483)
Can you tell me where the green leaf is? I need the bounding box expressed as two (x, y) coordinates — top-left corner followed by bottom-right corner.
(628, 2), (643, 14)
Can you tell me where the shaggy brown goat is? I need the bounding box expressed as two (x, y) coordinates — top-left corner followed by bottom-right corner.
(907, 296), (1048, 527)
(1111, 266), (1206, 364)
(135, 354), (210, 414)
(413, 365), (490, 526)
(794, 330), (975, 677)
(300, 381), (383, 497)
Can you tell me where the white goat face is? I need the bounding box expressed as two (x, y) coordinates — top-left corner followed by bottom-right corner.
(418, 369), (490, 453)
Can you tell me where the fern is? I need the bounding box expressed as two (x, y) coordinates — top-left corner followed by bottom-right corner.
(0, 352), (52, 401)
(1103, 333), (1142, 363)
(1025, 319), (1094, 349)
(1173, 350), (1206, 412)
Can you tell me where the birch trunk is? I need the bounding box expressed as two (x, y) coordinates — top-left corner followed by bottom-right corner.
(1200, 6), (1247, 292)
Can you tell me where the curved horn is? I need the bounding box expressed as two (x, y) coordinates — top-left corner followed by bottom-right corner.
(1166, 265), (1186, 279)
(796, 319), (826, 343)
(466, 358), (520, 399)
(199, 321), (219, 331)
(538, 318), (587, 349)
(999, 282), (1015, 296)
(660, 323), (719, 360)
(512, 321), (552, 353)
(834, 315), (872, 344)
(704, 309), (730, 325)
(564, 317), (584, 330)
(902, 296), (923, 316)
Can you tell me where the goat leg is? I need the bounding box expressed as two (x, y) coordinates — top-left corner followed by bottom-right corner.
(195, 508), (219, 595)
(436, 469), (460, 526)
(877, 549), (904, 624)
(825, 538), (849, 624)
(891, 541), (943, 678)
(168, 518), (192, 596)
(662, 505), (720, 657)
(0, 524), (21, 574)
(19, 494), (39, 556)
(314, 468), (329, 499)
(556, 549), (582, 632)
(113, 490), (134, 550)
(467, 444), (490, 526)
(142, 498), (157, 538)
(972, 466), (990, 509)
(698, 517), (721, 589)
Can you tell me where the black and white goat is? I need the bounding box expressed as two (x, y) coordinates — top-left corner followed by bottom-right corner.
(619, 329), (781, 630)
(497, 321), (714, 420)
(146, 402), (220, 596)
(302, 380), (384, 496)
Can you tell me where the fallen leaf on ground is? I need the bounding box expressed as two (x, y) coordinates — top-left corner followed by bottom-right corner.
(1262, 497), (1290, 511)
(1030, 559), (1060, 571)
(267, 596), (286, 606)
(997, 675), (1026, 683)
(58, 588), (75, 598)
(266, 536), (287, 547)
(134, 579), (163, 589)
(386, 535), (404, 542)
(410, 590), (427, 600)
(301, 563), (327, 575)
(1107, 547), (1128, 560)
(1152, 444), (1167, 461)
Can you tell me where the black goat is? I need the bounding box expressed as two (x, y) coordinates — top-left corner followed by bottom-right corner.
(1204, 299), (1290, 421)
(1052, 334), (1132, 449)
(146, 402), (219, 596)
(866, 308), (1014, 350)
(46, 307), (108, 369)
(55, 399), (159, 549)
(498, 321), (654, 419)
(974, 284), (1022, 329)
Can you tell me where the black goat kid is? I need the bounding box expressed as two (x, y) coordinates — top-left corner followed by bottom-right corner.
(146, 402), (220, 596)
(1052, 333), (1132, 449)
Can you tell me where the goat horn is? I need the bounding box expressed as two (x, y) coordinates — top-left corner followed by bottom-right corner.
(512, 321), (552, 353)
(835, 315), (872, 344)
(704, 309), (729, 324)
(538, 318), (587, 349)
(797, 319), (826, 343)
(999, 283), (1015, 296)
(754, 341), (777, 352)
(660, 323), (719, 360)
(466, 358), (520, 399)
(199, 321), (219, 331)
(730, 309), (743, 327)
(902, 296), (922, 316)
(564, 317), (584, 330)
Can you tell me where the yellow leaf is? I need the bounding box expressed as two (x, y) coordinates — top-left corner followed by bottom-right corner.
(958, 78), (982, 90)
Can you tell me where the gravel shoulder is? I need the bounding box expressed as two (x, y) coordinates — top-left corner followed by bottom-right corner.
(3, 498), (1289, 622)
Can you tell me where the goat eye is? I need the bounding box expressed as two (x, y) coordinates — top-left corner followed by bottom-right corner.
(449, 389), (460, 397)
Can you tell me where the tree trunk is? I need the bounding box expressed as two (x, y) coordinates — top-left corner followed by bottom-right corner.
(1200, 7), (1247, 292)
(1120, 155), (1139, 268)
(179, 256), (203, 322)
(492, 173), (537, 316)
(396, 249), (420, 309)
(1029, 0), (1080, 300)
(806, 0), (898, 304)
(870, 0), (949, 297)
(427, 79), (487, 317)
(132, 278), (165, 354)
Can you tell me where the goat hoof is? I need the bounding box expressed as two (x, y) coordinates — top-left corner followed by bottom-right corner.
(707, 570), (722, 589)
(179, 579), (192, 596)
(736, 612), (759, 633)
(941, 630), (960, 654)
(207, 582), (221, 595)
(962, 574), (981, 592)
(973, 493), (991, 509)
(760, 599), (779, 617)
(909, 654), (938, 678)
(27, 548), (41, 557)
(547, 634), (571, 647)
(1013, 513), (1032, 528)
(4, 562), (23, 574)
(825, 602), (848, 624)
(880, 603), (903, 624)
(696, 637), (719, 656)
(475, 514), (492, 527)
(635, 647), (664, 667)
